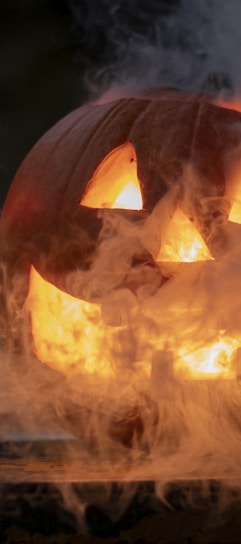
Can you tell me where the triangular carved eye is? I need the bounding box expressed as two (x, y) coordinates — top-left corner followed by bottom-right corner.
(158, 209), (211, 262)
(80, 142), (143, 210)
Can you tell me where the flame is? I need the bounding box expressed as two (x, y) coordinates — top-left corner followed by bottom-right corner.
(158, 209), (212, 262)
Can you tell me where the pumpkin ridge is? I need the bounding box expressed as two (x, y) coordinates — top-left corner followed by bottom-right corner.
(41, 105), (94, 164)
(27, 103), (95, 178)
(188, 100), (206, 164)
(34, 107), (95, 214)
(81, 97), (150, 156)
(41, 104), (94, 156)
(125, 99), (154, 142)
(0, 105), (95, 239)
(56, 100), (134, 210)
(64, 97), (152, 206)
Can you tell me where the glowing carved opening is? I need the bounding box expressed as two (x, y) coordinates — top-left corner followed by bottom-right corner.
(26, 266), (112, 376)
(158, 209), (212, 262)
(176, 338), (237, 380)
(27, 145), (143, 376)
(229, 187), (241, 224)
(81, 142), (142, 210)
(156, 209), (236, 379)
(26, 145), (237, 381)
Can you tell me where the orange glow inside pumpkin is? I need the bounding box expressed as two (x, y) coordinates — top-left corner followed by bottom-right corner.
(26, 144), (241, 381)
(26, 142), (143, 377)
(218, 98), (241, 225)
(81, 142), (142, 210)
(228, 186), (241, 224)
(27, 265), (113, 377)
(175, 338), (237, 380)
(157, 209), (212, 262)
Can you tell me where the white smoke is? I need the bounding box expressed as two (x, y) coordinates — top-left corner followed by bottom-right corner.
(67, 0), (241, 97)
(3, 0), (241, 533)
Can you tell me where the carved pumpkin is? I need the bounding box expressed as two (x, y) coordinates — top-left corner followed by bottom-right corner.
(2, 88), (241, 447)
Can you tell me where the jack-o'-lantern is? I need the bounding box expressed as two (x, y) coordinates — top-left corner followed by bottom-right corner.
(2, 88), (241, 448)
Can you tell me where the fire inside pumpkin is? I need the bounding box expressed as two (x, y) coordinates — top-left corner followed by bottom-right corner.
(25, 141), (241, 382)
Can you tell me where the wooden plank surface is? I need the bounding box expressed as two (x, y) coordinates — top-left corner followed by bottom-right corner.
(0, 439), (126, 483)
(1, 439), (241, 484)
(2, 441), (241, 543)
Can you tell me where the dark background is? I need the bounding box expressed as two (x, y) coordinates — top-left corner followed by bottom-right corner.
(0, 0), (237, 209)
(0, 0), (194, 208)
(0, 0), (87, 208)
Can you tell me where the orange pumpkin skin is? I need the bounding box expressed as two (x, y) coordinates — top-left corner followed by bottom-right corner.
(2, 88), (241, 283)
(2, 88), (241, 448)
